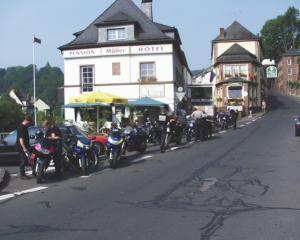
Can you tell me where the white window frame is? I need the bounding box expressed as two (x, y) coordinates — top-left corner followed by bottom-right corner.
(107, 28), (126, 41)
(287, 58), (292, 65)
(140, 62), (156, 81)
(80, 66), (94, 93)
(288, 68), (292, 76)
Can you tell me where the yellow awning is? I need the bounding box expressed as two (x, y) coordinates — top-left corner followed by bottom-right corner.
(69, 92), (128, 105)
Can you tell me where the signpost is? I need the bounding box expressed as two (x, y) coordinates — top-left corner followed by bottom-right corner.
(266, 66), (278, 78)
(176, 87), (185, 102)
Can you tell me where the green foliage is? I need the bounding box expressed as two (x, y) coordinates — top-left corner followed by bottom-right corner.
(288, 81), (300, 89)
(261, 6), (300, 60)
(0, 95), (24, 132)
(0, 63), (64, 107)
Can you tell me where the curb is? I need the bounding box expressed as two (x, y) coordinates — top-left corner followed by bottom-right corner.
(0, 168), (10, 192)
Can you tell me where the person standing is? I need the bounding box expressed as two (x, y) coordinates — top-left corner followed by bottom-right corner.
(262, 99), (266, 113)
(230, 108), (238, 129)
(43, 120), (62, 178)
(191, 107), (205, 141)
(16, 115), (32, 179)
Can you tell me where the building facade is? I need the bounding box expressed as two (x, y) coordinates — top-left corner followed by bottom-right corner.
(59, 0), (191, 120)
(211, 21), (265, 113)
(274, 48), (300, 95)
(187, 69), (216, 116)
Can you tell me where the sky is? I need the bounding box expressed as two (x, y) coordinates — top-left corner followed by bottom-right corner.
(0, 0), (299, 71)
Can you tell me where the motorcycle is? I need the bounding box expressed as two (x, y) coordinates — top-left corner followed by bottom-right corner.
(143, 119), (161, 144)
(123, 127), (147, 154)
(186, 116), (196, 142)
(62, 130), (99, 176)
(106, 128), (124, 169)
(30, 130), (56, 184)
(160, 120), (183, 153)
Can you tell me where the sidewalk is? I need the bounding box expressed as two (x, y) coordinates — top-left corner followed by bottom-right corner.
(0, 168), (9, 191)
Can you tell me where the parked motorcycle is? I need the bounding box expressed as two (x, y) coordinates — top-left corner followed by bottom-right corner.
(123, 127), (147, 154)
(30, 130), (56, 184)
(106, 127), (124, 169)
(186, 116), (196, 142)
(160, 120), (183, 153)
(143, 119), (161, 144)
(62, 129), (99, 176)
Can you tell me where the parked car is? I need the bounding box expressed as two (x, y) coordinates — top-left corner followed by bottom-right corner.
(0, 127), (42, 164)
(295, 117), (300, 136)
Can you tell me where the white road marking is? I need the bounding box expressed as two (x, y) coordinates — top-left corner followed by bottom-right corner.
(130, 155), (153, 163)
(252, 119), (257, 122)
(199, 178), (218, 192)
(219, 130), (227, 134)
(10, 167), (56, 178)
(246, 122), (251, 125)
(240, 124), (245, 127)
(170, 146), (180, 151)
(80, 168), (113, 178)
(0, 186), (48, 202)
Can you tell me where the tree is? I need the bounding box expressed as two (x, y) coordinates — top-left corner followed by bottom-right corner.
(0, 63), (64, 107)
(261, 7), (300, 60)
(0, 95), (24, 132)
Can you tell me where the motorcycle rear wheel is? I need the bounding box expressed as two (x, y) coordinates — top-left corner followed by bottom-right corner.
(80, 157), (88, 176)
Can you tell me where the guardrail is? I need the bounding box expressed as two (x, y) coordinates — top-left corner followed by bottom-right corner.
(0, 132), (9, 141)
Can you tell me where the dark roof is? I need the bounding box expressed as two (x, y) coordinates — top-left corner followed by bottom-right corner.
(95, 11), (137, 27)
(282, 48), (300, 57)
(215, 43), (258, 65)
(154, 22), (175, 31)
(59, 0), (172, 50)
(213, 21), (259, 42)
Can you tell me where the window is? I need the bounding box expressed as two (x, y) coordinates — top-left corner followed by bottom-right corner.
(140, 62), (156, 81)
(228, 86), (242, 99)
(81, 66), (94, 92)
(287, 58), (292, 65)
(107, 28), (126, 41)
(224, 65), (248, 78)
(112, 62), (121, 76)
(288, 68), (292, 76)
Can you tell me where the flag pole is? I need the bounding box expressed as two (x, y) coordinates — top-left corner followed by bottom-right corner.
(33, 36), (37, 126)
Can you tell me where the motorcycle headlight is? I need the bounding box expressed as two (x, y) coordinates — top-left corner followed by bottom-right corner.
(77, 140), (91, 149)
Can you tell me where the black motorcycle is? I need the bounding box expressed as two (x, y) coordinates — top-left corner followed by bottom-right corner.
(160, 120), (182, 153)
(143, 119), (161, 144)
(122, 127), (147, 154)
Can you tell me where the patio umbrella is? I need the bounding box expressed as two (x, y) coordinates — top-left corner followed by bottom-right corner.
(69, 92), (128, 105)
(68, 92), (128, 133)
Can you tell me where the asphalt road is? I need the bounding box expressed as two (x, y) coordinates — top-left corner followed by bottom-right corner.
(0, 93), (300, 240)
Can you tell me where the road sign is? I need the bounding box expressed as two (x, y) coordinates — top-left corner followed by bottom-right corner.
(178, 87), (183, 92)
(176, 92), (186, 101)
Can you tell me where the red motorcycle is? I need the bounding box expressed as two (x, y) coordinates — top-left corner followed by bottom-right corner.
(30, 130), (56, 183)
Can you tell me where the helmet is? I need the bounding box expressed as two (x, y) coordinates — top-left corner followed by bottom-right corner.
(35, 130), (44, 138)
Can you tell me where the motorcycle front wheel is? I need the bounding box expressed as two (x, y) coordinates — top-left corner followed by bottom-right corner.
(108, 151), (118, 169)
(79, 157), (88, 176)
(36, 161), (45, 184)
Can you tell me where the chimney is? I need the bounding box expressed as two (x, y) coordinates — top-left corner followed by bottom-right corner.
(220, 28), (225, 39)
(141, 0), (153, 21)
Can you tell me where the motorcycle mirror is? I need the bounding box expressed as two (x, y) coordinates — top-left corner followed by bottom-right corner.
(30, 135), (35, 139)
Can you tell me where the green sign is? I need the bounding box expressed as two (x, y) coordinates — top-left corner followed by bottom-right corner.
(266, 66), (278, 78)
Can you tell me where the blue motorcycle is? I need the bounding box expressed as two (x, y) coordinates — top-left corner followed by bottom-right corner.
(106, 128), (124, 169)
(62, 126), (99, 176)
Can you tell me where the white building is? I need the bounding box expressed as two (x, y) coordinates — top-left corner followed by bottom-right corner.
(59, 0), (191, 120)
(187, 69), (216, 116)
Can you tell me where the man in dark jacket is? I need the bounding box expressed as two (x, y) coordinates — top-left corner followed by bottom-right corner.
(16, 115), (32, 179)
(230, 108), (238, 129)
